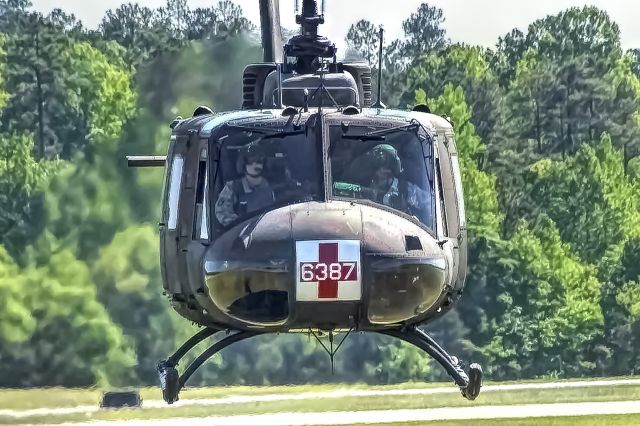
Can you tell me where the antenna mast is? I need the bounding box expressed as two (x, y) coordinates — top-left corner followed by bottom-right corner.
(371, 26), (386, 109)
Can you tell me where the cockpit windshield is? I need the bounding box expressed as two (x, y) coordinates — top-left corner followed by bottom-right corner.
(212, 122), (321, 228)
(330, 123), (435, 229)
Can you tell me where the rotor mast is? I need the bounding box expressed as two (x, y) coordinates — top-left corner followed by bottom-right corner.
(297, 0), (323, 36)
(286, 0), (336, 74)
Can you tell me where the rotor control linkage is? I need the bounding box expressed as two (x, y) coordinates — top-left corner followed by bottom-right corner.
(380, 327), (483, 401)
(159, 330), (263, 404)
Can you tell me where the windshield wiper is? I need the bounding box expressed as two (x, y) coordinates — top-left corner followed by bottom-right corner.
(341, 121), (421, 141)
(225, 123), (306, 139)
(262, 129), (305, 139)
(341, 134), (386, 141)
(365, 122), (421, 136)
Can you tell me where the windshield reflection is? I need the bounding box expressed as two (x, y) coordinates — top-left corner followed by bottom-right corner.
(330, 124), (435, 229)
(213, 123), (320, 228)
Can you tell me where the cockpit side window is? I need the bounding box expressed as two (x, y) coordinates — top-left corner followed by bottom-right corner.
(167, 154), (184, 231)
(193, 147), (209, 240)
(435, 154), (449, 238)
(450, 151), (466, 229)
(211, 124), (322, 230)
(329, 124), (436, 230)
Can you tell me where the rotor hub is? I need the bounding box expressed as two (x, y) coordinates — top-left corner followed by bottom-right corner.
(285, 0), (336, 74)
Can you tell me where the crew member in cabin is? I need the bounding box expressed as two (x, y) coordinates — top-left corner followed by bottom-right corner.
(215, 145), (275, 226)
(367, 144), (431, 221)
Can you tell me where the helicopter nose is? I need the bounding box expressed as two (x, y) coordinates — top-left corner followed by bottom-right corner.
(200, 201), (450, 330)
(359, 204), (448, 325)
(289, 201), (449, 326)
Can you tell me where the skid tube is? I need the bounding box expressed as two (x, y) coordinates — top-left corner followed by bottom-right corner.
(157, 328), (262, 404)
(157, 326), (481, 404)
(379, 326), (483, 400)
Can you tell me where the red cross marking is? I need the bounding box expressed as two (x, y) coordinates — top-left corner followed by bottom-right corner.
(299, 242), (358, 299)
(318, 243), (339, 298)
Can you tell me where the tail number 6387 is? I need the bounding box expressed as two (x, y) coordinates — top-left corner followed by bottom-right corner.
(299, 262), (358, 282)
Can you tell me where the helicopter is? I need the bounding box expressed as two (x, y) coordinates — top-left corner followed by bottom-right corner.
(127, 0), (483, 404)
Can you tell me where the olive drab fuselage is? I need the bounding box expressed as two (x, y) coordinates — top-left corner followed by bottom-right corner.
(140, 1), (483, 405)
(158, 108), (468, 333)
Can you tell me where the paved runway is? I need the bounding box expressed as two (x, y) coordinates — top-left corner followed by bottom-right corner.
(3, 378), (640, 425)
(4, 378), (640, 419)
(51, 400), (640, 425)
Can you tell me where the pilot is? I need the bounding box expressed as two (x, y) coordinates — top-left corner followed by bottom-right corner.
(215, 145), (275, 227)
(367, 144), (431, 221)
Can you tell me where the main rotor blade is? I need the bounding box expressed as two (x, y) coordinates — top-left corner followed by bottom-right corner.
(259, 0), (284, 63)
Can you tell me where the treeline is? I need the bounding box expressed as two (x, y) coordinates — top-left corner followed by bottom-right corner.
(0, 0), (638, 388)
(346, 4), (640, 379)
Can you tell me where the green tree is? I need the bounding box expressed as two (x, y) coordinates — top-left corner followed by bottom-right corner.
(491, 7), (622, 89)
(99, 3), (175, 69)
(0, 250), (136, 387)
(214, 0), (254, 35)
(526, 134), (640, 263)
(490, 49), (633, 237)
(160, 0), (189, 39)
(604, 54), (640, 173)
(38, 41), (136, 258)
(0, 246), (35, 343)
(523, 136), (640, 376)
(94, 226), (190, 383)
(0, 133), (55, 257)
(64, 42), (137, 150)
(419, 84), (502, 236)
(525, 7), (621, 65)
(499, 51), (609, 162)
(46, 8), (85, 38)
(345, 19), (378, 66)
(1, 12), (72, 159)
(400, 3), (448, 59)
(405, 45), (501, 142)
(475, 219), (603, 379)
(629, 48), (640, 78)
(136, 35), (260, 120)
(601, 237), (640, 375)
(0, 0), (31, 33)
(187, 7), (220, 40)
(491, 28), (527, 87)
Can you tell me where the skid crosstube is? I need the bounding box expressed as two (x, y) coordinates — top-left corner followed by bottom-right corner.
(157, 326), (482, 404)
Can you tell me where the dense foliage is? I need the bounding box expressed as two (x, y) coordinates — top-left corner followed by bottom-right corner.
(0, 1), (639, 388)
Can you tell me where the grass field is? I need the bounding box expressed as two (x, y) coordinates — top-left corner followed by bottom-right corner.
(350, 416), (640, 426)
(1, 377), (640, 425)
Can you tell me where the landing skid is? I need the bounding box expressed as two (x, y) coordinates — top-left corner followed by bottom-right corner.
(157, 328), (261, 404)
(380, 327), (483, 400)
(157, 326), (482, 404)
